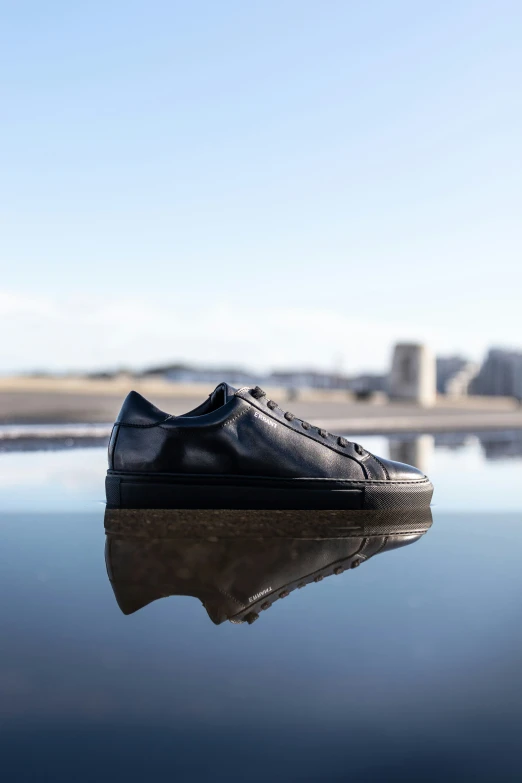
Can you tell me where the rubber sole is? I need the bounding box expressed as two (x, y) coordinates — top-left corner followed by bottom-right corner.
(105, 472), (434, 511)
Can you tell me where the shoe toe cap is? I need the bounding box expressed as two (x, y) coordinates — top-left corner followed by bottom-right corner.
(377, 456), (428, 481)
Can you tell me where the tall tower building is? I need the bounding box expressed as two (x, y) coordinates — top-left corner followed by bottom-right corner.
(388, 344), (436, 407)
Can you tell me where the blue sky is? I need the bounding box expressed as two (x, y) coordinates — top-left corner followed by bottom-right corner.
(1, 0), (521, 374)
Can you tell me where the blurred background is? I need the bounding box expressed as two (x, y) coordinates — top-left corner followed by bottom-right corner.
(1, 0), (521, 473)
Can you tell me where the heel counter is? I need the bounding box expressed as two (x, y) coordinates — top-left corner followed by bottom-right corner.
(107, 423), (120, 470)
(116, 390), (168, 426)
(109, 392), (171, 474)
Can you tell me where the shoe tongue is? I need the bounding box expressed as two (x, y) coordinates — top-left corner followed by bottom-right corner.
(210, 382), (238, 405)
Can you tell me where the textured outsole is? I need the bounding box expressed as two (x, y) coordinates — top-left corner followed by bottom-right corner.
(105, 472), (434, 512)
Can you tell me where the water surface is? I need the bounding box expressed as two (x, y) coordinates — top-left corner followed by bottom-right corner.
(0, 436), (520, 781)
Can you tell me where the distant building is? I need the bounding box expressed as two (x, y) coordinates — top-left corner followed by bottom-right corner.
(144, 364), (264, 387)
(471, 349), (522, 399)
(388, 344), (436, 407)
(436, 356), (479, 397)
(345, 374), (387, 394)
(142, 363), (388, 394)
(266, 370), (347, 389)
(267, 371), (350, 390)
(268, 371), (389, 393)
(436, 357), (468, 393)
(166, 367), (262, 387)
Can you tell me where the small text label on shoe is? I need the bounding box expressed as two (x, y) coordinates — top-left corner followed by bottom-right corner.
(249, 587), (272, 603)
(254, 411), (278, 429)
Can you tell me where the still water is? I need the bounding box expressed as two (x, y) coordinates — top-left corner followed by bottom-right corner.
(0, 435), (521, 782)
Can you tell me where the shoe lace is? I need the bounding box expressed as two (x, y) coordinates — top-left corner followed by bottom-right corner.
(248, 387), (366, 456)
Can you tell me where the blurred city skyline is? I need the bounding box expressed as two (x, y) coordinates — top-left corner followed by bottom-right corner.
(1, 1), (521, 373)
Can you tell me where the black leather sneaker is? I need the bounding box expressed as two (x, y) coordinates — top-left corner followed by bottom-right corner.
(105, 383), (434, 510)
(104, 508), (433, 624)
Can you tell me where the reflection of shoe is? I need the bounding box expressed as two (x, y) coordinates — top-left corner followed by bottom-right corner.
(104, 508), (432, 625)
(106, 383), (434, 510)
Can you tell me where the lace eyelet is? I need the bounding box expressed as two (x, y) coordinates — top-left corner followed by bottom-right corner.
(250, 386), (265, 400)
